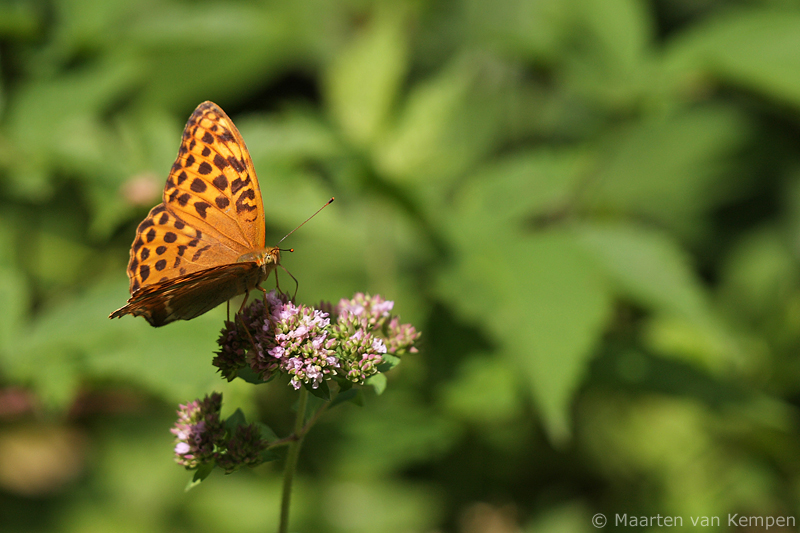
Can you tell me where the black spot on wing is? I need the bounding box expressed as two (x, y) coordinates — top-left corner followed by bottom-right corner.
(194, 201), (210, 218)
(236, 189), (257, 213)
(213, 154), (228, 171)
(213, 174), (228, 191)
(190, 178), (207, 193)
(192, 245), (211, 262)
(230, 176), (251, 195)
(197, 161), (213, 175)
(137, 218), (154, 233)
(228, 156), (245, 173)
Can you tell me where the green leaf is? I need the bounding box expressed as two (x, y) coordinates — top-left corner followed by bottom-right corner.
(336, 376), (353, 391)
(449, 148), (589, 236)
(366, 373), (388, 395)
(376, 353), (401, 373)
(259, 449), (281, 463)
(439, 355), (522, 424)
(330, 388), (361, 409)
(306, 379), (331, 401)
(665, 9), (800, 110)
(225, 409), (247, 432)
(441, 158), (615, 442)
(560, 0), (654, 110)
(324, 5), (408, 147)
(128, 5), (295, 109)
(186, 463), (215, 491)
(576, 222), (740, 370)
(575, 0), (650, 73)
(235, 365), (264, 385)
(439, 231), (612, 443)
(376, 57), (508, 189)
(5, 278), (225, 409)
(584, 106), (751, 236)
(255, 422), (279, 443)
(576, 223), (708, 320)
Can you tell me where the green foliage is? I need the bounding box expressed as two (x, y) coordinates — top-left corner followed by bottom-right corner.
(2, 0), (800, 531)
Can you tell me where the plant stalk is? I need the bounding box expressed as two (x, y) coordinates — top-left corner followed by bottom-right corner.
(278, 387), (308, 533)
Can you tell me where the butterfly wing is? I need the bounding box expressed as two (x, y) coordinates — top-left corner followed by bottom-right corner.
(110, 263), (264, 327)
(124, 101), (266, 294)
(164, 101), (265, 252)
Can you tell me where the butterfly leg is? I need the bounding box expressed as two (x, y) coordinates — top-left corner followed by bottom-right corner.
(234, 290), (261, 356)
(238, 290), (250, 315)
(279, 265), (299, 301)
(274, 269), (283, 297)
(256, 284), (268, 302)
(235, 311), (259, 359)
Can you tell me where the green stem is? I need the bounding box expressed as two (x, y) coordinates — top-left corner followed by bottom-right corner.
(278, 387), (309, 533)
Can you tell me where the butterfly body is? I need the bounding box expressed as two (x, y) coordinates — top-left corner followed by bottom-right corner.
(110, 101), (277, 327)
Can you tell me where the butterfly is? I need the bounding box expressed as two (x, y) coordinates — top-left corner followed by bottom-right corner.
(110, 101), (281, 327)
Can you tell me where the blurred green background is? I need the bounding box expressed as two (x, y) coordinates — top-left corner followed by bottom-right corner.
(2, 0), (800, 531)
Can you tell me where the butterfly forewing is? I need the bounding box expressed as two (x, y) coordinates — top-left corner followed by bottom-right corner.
(164, 102), (265, 252)
(124, 102), (267, 295)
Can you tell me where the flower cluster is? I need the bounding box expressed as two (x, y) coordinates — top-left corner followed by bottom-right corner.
(171, 393), (267, 473)
(215, 423), (266, 474)
(215, 292), (421, 391)
(171, 393), (225, 469)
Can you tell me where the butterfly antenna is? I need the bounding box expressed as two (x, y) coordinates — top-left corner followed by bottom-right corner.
(278, 197), (334, 244)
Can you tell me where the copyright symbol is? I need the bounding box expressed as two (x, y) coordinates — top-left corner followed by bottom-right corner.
(592, 513), (607, 528)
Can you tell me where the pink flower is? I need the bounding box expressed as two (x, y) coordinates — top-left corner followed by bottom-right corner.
(214, 291), (420, 390)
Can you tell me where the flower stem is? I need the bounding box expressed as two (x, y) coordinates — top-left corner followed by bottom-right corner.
(278, 387), (308, 533)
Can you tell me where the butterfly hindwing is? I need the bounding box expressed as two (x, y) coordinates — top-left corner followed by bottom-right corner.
(111, 263), (265, 327)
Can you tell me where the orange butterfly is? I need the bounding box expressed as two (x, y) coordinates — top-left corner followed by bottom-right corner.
(110, 101), (281, 327)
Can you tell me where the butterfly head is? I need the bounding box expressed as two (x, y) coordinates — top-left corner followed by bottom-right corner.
(238, 247), (281, 271)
